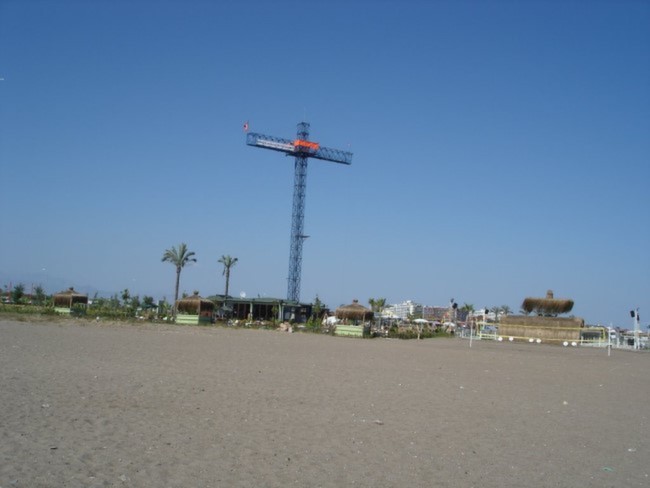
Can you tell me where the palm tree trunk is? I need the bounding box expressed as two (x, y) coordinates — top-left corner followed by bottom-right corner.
(174, 266), (181, 317)
(224, 269), (230, 298)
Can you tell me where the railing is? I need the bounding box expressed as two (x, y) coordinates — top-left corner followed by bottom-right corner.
(457, 328), (648, 350)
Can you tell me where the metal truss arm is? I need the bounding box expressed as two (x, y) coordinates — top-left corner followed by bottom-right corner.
(246, 133), (296, 155)
(312, 146), (353, 165)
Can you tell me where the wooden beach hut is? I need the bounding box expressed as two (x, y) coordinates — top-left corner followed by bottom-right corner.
(334, 300), (373, 337)
(53, 287), (88, 315)
(175, 291), (214, 325)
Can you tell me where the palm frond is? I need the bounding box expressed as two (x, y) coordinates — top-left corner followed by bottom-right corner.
(162, 243), (197, 267)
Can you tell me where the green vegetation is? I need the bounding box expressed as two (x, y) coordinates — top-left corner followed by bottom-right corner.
(368, 297), (387, 312)
(303, 318), (323, 334)
(11, 283), (26, 303)
(0, 281), (456, 342)
(386, 326), (452, 340)
(0, 303), (56, 315)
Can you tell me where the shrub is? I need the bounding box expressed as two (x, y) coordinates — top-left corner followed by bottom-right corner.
(0, 303), (56, 315)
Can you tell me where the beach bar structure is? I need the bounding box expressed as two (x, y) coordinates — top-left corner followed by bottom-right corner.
(209, 295), (312, 323)
(53, 287), (88, 315)
(499, 315), (584, 343)
(499, 290), (583, 343)
(334, 300), (373, 337)
(175, 292), (214, 325)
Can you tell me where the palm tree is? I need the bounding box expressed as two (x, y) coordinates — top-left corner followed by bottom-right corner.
(218, 255), (238, 298)
(161, 243), (197, 317)
(312, 295), (324, 321)
(460, 303), (475, 314)
(368, 297), (387, 313)
(11, 283), (25, 304)
(121, 288), (131, 307)
(490, 306), (503, 321)
(459, 303), (475, 328)
(33, 285), (47, 306)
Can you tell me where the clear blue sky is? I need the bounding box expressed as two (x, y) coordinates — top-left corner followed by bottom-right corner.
(1, 0), (648, 327)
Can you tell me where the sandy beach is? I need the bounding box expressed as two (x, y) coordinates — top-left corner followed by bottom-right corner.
(1, 318), (648, 487)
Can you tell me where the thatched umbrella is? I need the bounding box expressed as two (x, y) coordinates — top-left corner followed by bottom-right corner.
(521, 290), (574, 316)
(53, 287), (88, 308)
(335, 299), (374, 322)
(176, 291), (214, 315)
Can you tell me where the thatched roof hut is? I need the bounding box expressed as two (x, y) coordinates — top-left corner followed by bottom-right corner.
(521, 290), (574, 316)
(335, 300), (374, 322)
(53, 287), (88, 308)
(176, 291), (214, 316)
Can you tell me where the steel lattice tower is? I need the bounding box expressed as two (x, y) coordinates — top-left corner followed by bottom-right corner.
(246, 122), (352, 302)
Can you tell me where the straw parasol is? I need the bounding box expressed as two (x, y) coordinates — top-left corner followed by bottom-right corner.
(521, 290), (574, 316)
(176, 291), (215, 315)
(53, 287), (88, 308)
(335, 299), (374, 322)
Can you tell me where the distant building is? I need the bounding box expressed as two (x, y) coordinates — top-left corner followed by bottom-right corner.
(386, 300), (422, 320)
(421, 306), (469, 323)
(422, 306), (448, 321)
(384, 301), (470, 323)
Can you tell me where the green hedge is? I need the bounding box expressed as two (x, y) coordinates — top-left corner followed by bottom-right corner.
(386, 328), (453, 340)
(0, 304), (57, 315)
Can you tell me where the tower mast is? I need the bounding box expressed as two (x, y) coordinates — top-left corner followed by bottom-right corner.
(246, 122), (352, 302)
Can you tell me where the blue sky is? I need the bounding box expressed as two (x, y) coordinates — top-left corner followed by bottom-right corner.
(1, 0), (648, 327)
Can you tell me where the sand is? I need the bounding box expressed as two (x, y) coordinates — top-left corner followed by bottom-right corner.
(1, 318), (648, 487)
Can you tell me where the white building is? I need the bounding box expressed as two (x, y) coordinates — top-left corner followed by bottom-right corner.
(385, 300), (423, 320)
